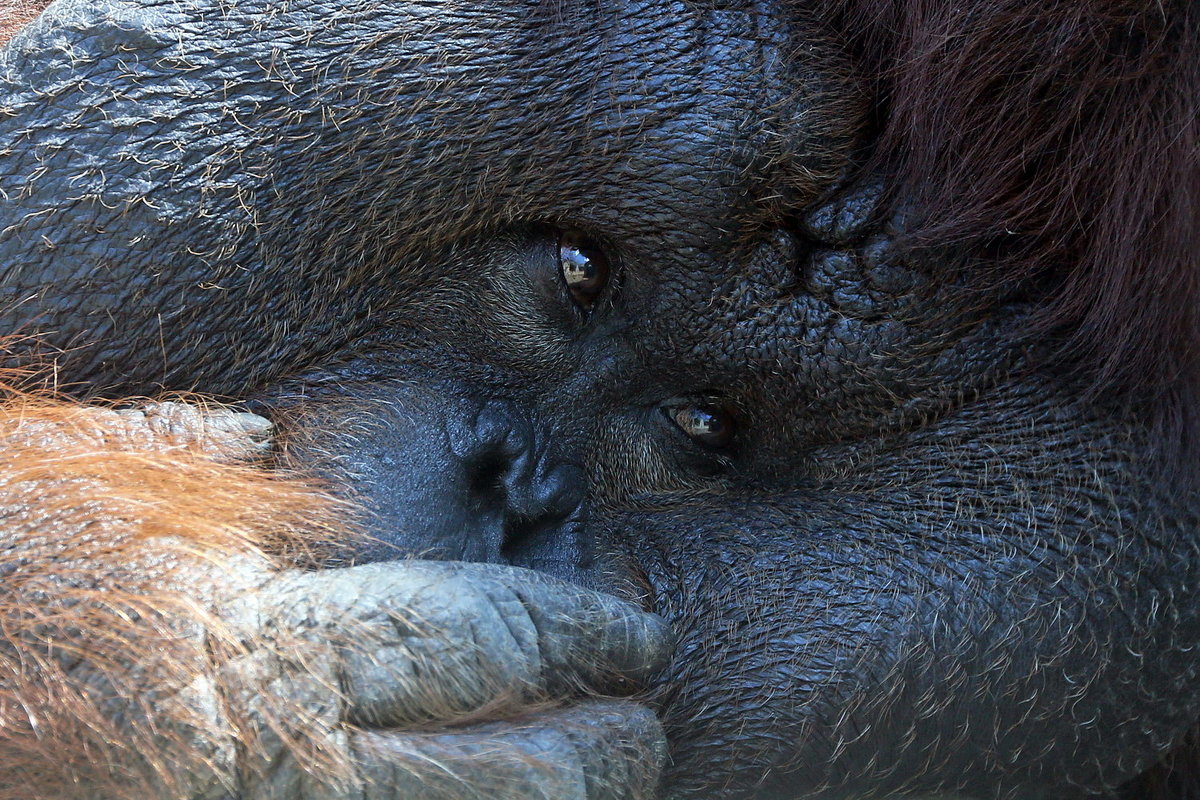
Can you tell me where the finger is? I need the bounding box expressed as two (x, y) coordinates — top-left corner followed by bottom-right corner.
(442, 561), (672, 691)
(111, 401), (273, 459)
(263, 562), (672, 727)
(351, 699), (665, 800)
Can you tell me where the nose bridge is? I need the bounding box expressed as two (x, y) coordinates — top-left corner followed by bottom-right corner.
(559, 332), (641, 400)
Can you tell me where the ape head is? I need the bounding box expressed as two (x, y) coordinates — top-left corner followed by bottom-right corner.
(0, 1), (1197, 798)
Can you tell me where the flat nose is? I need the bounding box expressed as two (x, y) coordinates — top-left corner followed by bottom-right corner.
(263, 384), (594, 582)
(451, 401), (589, 571)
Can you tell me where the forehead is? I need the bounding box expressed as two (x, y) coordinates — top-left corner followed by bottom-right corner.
(346, 1), (855, 243)
(511, 3), (855, 236)
(0, 0), (844, 256)
(0, 0), (853, 390)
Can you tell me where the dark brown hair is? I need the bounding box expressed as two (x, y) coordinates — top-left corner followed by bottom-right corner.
(807, 0), (1198, 470)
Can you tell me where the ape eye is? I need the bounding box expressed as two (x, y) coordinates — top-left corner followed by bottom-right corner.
(559, 229), (610, 311)
(665, 403), (735, 449)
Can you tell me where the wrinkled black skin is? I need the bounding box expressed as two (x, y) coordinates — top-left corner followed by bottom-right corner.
(2, 1), (1199, 798)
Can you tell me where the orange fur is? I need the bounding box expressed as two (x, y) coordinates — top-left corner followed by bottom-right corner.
(0, 378), (352, 799)
(0, 0), (48, 46)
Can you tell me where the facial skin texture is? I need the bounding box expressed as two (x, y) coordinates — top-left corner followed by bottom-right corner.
(1, 1), (1198, 799)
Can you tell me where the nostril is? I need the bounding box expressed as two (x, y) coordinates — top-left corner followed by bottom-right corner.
(536, 463), (587, 518)
(500, 514), (539, 562)
(500, 462), (586, 563)
(470, 401), (530, 456)
(455, 400), (588, 571)
(465, 450), (510, 512)
(499, 504), (582, 564)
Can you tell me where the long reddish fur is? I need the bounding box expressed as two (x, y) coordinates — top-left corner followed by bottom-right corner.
(0, 376), (348, 799)
(0, 0), (46, 45)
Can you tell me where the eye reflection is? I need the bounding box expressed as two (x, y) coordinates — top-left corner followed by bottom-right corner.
(559, 229), (609, 310)
(667, 404), (735, 449)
